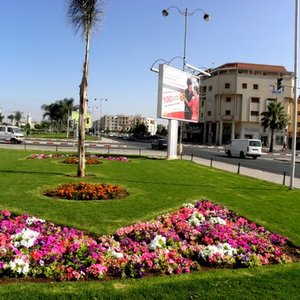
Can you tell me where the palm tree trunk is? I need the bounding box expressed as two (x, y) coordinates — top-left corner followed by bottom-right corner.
(269, 129), (274, 152)
(77, 30), (90, 178)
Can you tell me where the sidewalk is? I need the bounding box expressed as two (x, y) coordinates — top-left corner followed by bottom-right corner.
(182, 154), (300, 189)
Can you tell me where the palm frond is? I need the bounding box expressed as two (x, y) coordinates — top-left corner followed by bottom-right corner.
(67, 0), (104, 36)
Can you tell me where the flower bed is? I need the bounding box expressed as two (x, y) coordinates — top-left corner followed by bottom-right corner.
(28, 154), (129, 162)
(62, 157), (102, 165)
(44, 182), (129, 200)
(0, 200), (298, 281)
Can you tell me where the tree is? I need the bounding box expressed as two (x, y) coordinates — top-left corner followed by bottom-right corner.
(131, 121), (149, 136)
(156, 124), (168, 136)
(7, 114), (14, 124)
(0, 113), (4, 123)
(261, 102), (289, 152)
(41, 98), (74, 132)
(67, 0), (104, 177)
(14, 111), (23, 127)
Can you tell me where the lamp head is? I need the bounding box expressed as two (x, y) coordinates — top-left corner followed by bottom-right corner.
(203, 14), (210, 21)
(162, 9), (169, 17)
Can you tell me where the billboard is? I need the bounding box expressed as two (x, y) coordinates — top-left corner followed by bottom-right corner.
(71, 111), (92, 129)
(157, 64), (200, 123)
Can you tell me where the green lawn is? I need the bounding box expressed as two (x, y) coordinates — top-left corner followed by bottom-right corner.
(0, 148), (299, 299)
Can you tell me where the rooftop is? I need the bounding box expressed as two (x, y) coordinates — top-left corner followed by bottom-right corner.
(216, 62), (288, 73)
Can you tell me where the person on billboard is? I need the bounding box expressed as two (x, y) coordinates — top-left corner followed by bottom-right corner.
(184, 78), (193, 120)
(184, 85), (199, 122)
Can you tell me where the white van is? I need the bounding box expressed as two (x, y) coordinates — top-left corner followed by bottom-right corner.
(225, 139), (262, 159)
(0, 125), (25, 144)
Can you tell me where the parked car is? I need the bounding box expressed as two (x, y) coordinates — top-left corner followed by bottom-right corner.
(151, 138), (168, 150)
(225, 139), (262, 159)
(0, 125), (24, 144)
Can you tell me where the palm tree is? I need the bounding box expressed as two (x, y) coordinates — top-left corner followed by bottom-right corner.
(14, 111), (23, 127)
(261, 102), (289, 152)
(0, 113), (4, 124)
(7, 114), (14, 125)
(41, 98), (74, 132)
(67, 0), (104, 177)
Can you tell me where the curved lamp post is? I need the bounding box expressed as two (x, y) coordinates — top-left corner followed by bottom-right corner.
(162, 6), (210, 70)
(94, 98), (107, 140)
(162, 6), (210, 157)
(290, 0), (299, 189)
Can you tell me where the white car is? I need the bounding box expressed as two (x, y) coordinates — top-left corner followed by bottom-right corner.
(225, 139), (262, 159)
(0, 125), (24, 144)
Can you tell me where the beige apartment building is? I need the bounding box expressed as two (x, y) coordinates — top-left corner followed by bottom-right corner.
(198, 62), (294, 147)
(93, 114), (157, 135)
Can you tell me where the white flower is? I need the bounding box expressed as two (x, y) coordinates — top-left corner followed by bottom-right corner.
(199, 245), (220, 259)
(188, 212), (205, 227)
(110, 250), (124, 259)
(26, 216), (45, 225)
(209, 216), (226, 225)
(12, 228), (39, 248)
(182, 203), (195, 209)
(107, 246), (124, 259)
(199, 243), (237, 260)
(8, 256), (30, 275)
(148, 235), (166, 251)
(217, 243), (237, 257)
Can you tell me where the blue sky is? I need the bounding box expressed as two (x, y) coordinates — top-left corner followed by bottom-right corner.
(0, 0), (296, 123)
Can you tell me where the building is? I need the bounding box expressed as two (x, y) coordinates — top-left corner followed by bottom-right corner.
(92, 114), (157, 135)
(145, 118), (156, 135)
(197, 62), (294, 147)
(288, 96), (300, 142)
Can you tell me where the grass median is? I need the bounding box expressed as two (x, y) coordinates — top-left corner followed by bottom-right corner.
(0, 148), (299, 299)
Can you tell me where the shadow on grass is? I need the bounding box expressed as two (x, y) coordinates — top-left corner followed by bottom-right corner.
(109, 177), (285, 191)
(0, 169), (66, 176)
(0, 170), (286, 192)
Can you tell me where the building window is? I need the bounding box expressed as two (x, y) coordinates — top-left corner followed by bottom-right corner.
(251, 97), (260, 103)
(208, 85), (212, 91)
(251, 111), (259, 116)
(207, 111), (211, 116)
(225, 110), (231, 115)
(225, 83), (230, 89)
(226, 97), (231, 102)
(253, 84), (259, 90)
(202, 86), (207, 93)
(242, 83), (247, 89)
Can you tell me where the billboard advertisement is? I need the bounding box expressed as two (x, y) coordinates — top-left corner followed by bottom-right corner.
(157, 64), (200, 123)
(71, 111), (92, 129)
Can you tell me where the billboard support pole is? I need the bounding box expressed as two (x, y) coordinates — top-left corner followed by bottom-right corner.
(162, 7), (210, 159)
(167, 119), (179, 159)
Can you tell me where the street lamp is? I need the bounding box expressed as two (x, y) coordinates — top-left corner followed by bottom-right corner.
(162, 6), (210, 70)
(94, 98), (107, 140)
(290, 0), (299, 189)
(162, 6), (210, 157)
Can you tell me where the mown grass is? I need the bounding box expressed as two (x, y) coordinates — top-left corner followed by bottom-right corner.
(0, 148), (300, 299)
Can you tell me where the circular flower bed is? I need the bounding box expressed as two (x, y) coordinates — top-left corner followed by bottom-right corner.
(62, 157), (102, 165)
(44, 182), (129, 200)
(0, 200), (298, 282)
